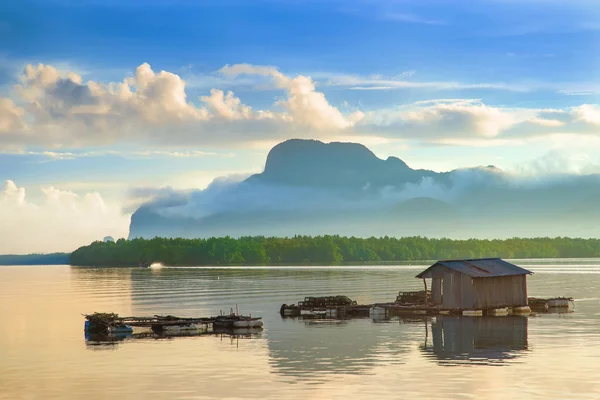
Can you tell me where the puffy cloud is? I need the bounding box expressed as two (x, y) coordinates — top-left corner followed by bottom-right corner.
(357, 99), (600, 145)
(573, 104), (600, 126)
(499, 105), (600, 140)
(201, 89), (253, 120)
(220, 63), (364, 130)
(361, 99), (529, 140)
(10, 62), (213, 147)
(1, 62), (364, 149)
(0, 180), (130, 253)
(0, 98), (24, 133)
(1, 61), (600, 150)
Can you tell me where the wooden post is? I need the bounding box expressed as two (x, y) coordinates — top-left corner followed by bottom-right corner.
(423, 278), (428, 305)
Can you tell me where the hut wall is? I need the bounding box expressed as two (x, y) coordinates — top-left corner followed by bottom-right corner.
(428, 266), (475, 309)
(423, 265), (446, 306)
(442, 269), (470, 309)
(459, 273), (475, 309)
(472, 275), (528, 309)
(432, 278), (442, 304)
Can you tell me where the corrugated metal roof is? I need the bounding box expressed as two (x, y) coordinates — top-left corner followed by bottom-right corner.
(416, 258), (533, 279)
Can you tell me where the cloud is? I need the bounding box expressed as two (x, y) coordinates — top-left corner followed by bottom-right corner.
(201, 89), (254, 120)
(1, 61), (600, 150)
(0, 98), (24, 133)
(499, 105), (600, 140)
(0, 180), (130, 253)
(0, 149), (234, 160)
(382, 12), (445, 25)
(6, 62), (213, 148)
(219, 63), (364, 130)
(1, 62), (363, 149)
(509, 149), (600, 176)
(356, 100), (600, 145)
(325, 74), (527, 92)
(360, 99), (530, 141)
(573, 104), (600, 125)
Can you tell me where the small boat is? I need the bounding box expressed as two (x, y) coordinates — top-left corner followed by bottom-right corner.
(232, 319), (264, 328)
(213, 315), (264, 329)
(139, 262), (151, 268)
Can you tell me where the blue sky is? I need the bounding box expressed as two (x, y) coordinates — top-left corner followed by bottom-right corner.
(1, 0), (600, 251)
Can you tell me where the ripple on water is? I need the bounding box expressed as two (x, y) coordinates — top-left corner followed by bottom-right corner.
(1, 262), (600, 399)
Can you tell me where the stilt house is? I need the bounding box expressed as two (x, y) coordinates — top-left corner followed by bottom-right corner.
(416, 258), (533, 310)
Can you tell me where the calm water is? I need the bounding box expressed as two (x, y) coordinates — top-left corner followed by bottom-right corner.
(1, 260), (600, 399)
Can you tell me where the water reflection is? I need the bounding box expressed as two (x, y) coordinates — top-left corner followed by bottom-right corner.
(421, 316), (529, 365)
(268, 316), (416, 379)
(84, 328), (263, 350)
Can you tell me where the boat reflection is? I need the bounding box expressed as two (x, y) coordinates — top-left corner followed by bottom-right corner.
(84, 328), (263, 350)
(421, 315), (529, 365)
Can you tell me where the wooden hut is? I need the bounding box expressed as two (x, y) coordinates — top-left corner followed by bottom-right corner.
(416, 258), (532, 310)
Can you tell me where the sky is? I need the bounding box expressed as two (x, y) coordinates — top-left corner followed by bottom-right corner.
(1, 0), (600, 253)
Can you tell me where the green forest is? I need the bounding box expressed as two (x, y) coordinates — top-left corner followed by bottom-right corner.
(69, 236), (600, 266)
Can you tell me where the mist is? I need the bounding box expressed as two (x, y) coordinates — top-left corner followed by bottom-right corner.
(129, 140), (600, 240)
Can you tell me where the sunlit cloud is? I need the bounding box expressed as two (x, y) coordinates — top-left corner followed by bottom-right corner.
(0, 180), (129, 253)
(0, 62), (600, 152)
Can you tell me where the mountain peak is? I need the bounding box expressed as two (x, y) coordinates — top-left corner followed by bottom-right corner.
(263, 139), (378, 174)
(251, 139), (417, 189)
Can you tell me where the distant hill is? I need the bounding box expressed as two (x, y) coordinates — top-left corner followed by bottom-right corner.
(128, 139), (600, 240)
(246, 139), (447, 189)
(0, 253), (70, 266)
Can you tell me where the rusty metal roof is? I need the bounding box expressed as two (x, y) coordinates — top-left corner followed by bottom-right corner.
(416, 258), (533, 279)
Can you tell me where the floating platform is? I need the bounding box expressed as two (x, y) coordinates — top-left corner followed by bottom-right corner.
(280, 293), (573, 320)
(528, 297), (575, 312)
(84, 311), (263, 335)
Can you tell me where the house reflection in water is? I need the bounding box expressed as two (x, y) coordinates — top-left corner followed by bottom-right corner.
(421, 316), (529, 365)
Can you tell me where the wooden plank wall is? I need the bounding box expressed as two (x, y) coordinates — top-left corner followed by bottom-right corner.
(473, 275), (528, 308)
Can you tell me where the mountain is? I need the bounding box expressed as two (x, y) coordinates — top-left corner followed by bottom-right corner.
(246, 139), (448, 189)
(128, 139), (600, 240)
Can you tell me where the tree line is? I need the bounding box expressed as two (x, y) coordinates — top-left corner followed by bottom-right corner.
(69, 236), (600, 266)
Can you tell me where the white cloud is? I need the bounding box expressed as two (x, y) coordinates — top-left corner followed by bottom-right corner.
(1, 62), (364, 149)
(527, 117), (564, 127)
(325, 74), (527, 92)
(509, 148), (600, 176)
(0, 149), (234, 160)
(201, 89), (254, 120)
(0, 180), (130, 253)
(6, 62), (215, 148)
(1, 61), (600, 150)
(573, 104), (600, 125)
(382, 12), (445, 25)
(0, 98), (25, 133)
(361, 99), (530, 141)
(219, 63), (364, 130)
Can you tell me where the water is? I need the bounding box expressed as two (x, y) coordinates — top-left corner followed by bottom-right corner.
(1, 260), (600, 399)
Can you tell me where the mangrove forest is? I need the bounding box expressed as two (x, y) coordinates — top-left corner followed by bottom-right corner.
(69, 236), (600, 266)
